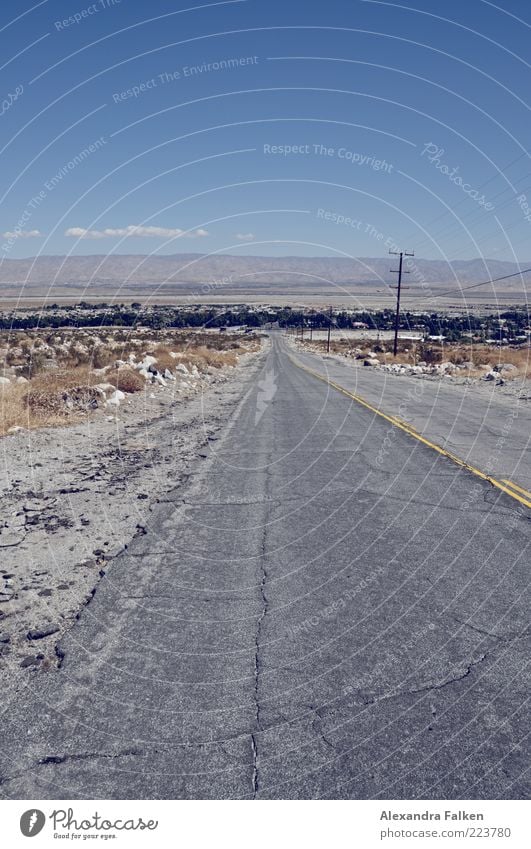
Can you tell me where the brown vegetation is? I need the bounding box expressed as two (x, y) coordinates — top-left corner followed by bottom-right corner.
(299, 337), (530, 379)
(109, 367), (145, 393)
(0, 329), (257, 436)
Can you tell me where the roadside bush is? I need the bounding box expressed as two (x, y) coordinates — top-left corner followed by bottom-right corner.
(109, 367), (145, 393)
(149, 346), (175, 372)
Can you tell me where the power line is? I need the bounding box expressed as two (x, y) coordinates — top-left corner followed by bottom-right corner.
(404, 266), (531, 301)
(411, 172), (531, 255)
(398, 151), (530, 250)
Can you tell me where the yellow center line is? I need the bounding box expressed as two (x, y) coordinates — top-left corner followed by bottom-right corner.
(501, 479), (531, 500)
(289, 353), (531, 511)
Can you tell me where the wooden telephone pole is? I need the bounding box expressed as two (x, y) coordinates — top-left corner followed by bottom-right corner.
(327, 307), (332, 352)
(390, 250), (414, 356)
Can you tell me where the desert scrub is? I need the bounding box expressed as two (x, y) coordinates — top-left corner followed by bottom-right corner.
(0, 367), (102, 435)
(109, 367), (145, 393)
(149, 346), (175, 372)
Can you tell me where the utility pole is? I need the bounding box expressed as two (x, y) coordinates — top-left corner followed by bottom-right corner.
(390, 249), (414, 356)
(327, 306), (332, 353)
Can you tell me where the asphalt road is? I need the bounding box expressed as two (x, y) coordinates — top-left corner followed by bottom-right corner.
(1, 334), (529, 799)
(293, 343), (531, 494)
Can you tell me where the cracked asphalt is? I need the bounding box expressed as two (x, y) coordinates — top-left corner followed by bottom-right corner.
(292, 343), (531, 493)
(0, 333), (529, 799)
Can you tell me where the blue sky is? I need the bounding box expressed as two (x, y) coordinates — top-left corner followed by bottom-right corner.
(1, 0), (530, 262)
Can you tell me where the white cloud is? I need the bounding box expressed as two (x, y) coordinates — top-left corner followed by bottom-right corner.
(2, 229), (42, 239)
(235, 232), (256, 241)
(65, 225), (209, 240)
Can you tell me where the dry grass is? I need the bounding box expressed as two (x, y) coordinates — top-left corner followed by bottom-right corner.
(0, 383), (79, 434)
(109, 367), (145, 393)
(149, 343), (239, 372)
(27, 366), (95, 392)
(0, 329), (256, 436)
(410, 344), (530, 378)
(0, 368), (102, 435)
(299, 337), (531, 379)
(189, 346), (238, 370)
(149, 346), (176, 372)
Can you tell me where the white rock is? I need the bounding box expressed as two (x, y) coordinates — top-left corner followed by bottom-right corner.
(105, 390), (126, 407)
(0, 376), (11, 385)
(16, 376), (29, 384)
(94, 382), (116, 395)
(7, 425), (24, 433)
(140, 355), (157, 370)
(175, 363), (189, 375)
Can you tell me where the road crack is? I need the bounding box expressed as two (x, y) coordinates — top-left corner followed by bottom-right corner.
(358, 653), (488, 706)
(251, 524), (269, 798)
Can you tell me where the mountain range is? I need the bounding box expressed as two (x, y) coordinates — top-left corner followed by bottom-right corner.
(0, 254), (529, 293)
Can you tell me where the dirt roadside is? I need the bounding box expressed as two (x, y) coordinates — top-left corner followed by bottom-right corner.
(0, 346), (265, 696)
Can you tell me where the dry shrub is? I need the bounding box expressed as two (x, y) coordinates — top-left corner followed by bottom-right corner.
(24, 370), (102, 416)
(195, 348), (238, 371)
(24, 388), (70, 416)
(149, 343), (239, 373)
(109, 367), (145, 393)
(443, 345), (530, 378)
(0, 367), (101, 435)
(149, 346), (176, 372)
(28, 367), (95, 393)
(0, 383), (76, 435)
(90, 346), (115, 369)
(0, 383), (32, 434)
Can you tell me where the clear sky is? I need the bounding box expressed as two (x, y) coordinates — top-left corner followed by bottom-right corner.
(1, 0), (530, 263)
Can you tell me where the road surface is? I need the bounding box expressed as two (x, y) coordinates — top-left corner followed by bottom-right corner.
(293, 343), (531, 494)
(1, 334), (529, 799)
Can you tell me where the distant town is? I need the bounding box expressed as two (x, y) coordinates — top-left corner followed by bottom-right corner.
(1, 302), (529, 345)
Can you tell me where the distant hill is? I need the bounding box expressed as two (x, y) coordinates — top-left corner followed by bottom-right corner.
(0, 254), (529, 292)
